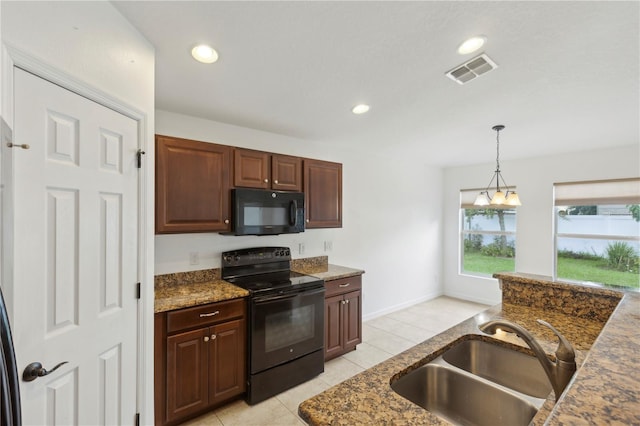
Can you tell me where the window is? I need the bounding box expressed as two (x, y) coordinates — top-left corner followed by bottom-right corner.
(554, 178), (640, 290)
(460, 189), (517, 277)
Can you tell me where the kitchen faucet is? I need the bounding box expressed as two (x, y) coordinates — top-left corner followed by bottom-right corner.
(479, 319), (577, 400)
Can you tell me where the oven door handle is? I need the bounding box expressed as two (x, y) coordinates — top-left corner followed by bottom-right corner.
(253, 287), (324, 304)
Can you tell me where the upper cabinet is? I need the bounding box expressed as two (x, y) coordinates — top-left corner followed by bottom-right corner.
(155, 136), (342, 234)
(156, 135), (231, 234)
(272, 154), (303, 191)
(233, 148), (302, 192)
(304, 159), (342, 228)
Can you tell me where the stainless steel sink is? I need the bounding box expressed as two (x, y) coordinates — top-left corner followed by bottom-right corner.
(442, 339), (552, 398)
(391, 360), (544, 426)
(390, 338), (550, 426)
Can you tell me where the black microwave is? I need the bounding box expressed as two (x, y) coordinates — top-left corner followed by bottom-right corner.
(226, 188), (305, 236)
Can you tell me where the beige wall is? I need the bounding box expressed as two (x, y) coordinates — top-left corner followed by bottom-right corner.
(155, 109), (446, 321)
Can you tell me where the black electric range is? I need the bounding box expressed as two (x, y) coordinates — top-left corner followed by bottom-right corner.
(221, 247), (325, 405)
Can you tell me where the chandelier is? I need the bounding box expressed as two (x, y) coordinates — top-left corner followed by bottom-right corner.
(473, 125), (521, 207)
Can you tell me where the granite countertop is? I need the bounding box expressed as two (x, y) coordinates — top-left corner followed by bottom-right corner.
(298, 274), (640, 425)
(155, 256), (363, 313)
(154, 268), (249, 313)
(292, 263), (365, 281)
(155, 280), (249, 313)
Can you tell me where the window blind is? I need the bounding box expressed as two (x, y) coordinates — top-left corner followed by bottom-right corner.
(554, 178), (640, 206)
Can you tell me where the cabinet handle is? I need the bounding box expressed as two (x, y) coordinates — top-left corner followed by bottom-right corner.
(264, 178), (269, 183)
(338, 283), (350, 288)
(224, 219), (229, 224)
(204, 336), (210, 342)
(199, 311), (220, 318)
(211, 334), (216, 340)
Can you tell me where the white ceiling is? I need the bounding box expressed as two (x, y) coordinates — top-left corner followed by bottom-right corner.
(113, 1), (639, 167)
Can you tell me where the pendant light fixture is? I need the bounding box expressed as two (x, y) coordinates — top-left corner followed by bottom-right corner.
(473, 125), (521, 207)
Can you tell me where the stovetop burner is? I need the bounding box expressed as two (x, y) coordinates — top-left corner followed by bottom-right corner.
(221, 247), (324, 296)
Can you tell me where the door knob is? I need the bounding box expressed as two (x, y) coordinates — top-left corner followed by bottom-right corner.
(22, 361), (68, 382)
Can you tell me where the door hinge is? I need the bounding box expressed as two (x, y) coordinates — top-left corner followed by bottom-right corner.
(136, 149), (145, 168)
(135, 412), (140, 426)
(136, 282), (141, 299)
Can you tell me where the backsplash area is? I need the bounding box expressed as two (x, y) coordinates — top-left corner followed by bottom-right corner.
(155, 256), (329, 288)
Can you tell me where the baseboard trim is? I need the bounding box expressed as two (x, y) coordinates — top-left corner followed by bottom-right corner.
(363, 290), (442, 322)
(443, 290), (499, 307)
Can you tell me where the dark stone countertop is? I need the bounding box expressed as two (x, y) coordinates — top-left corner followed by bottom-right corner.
(154, 256), (363, 313)
(298, 273), (640, 425)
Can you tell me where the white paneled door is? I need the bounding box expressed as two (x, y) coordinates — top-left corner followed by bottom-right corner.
(12, 68), (139, 425)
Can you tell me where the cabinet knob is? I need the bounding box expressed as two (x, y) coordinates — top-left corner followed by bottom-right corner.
(224, 219), (229, 224)
(264, 178), (269, 183)
(274, 180), (279, 184)
(211, 334), (216, 340)
(204, 336), (210, 342)
(341, 300), (346, 305)
(346, 299), (350, 304)
(306, 219), (309, 223)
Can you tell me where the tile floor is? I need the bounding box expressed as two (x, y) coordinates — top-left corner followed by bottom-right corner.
(183, 296), (490, 426)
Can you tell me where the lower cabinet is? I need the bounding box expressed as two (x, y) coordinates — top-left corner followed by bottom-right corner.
(324, 275), (362, 361)
(155, 299), (246, 426)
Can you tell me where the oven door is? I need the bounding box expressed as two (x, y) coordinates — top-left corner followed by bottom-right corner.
(250, 286), (324, 374)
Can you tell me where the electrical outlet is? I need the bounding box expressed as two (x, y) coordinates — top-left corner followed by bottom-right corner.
(189, 252), (199, 265)
(298, 243), (305, 255)
(324, 241), (333, 252)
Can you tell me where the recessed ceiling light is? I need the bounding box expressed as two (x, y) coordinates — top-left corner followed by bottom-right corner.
(457, 36), (487, 55)
(352, 104), (370, 114)
(191, 44), (219, 64)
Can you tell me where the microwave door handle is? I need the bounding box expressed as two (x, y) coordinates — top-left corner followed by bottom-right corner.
(289, 200), (297, 226)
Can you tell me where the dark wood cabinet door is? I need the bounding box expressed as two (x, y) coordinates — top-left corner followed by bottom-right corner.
(324, 294), (344, 360)
(208, 319), (246, 405)
(343, 290), (362, 350)
(156, 135), (231, 233)
(234, 148), (270, 189)
(304, 159), (342, 228)
(166, 328), (209, 422)
(271, 154), (302, 191)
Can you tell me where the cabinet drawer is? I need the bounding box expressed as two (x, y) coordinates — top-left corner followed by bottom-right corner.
(167, 299), (246, 334)
(324, 275), (362, 298)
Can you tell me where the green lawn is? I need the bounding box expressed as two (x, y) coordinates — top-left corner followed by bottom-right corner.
(557, 257), (639, 289)
(463, 251), (639, 290)
(463, 252), (515, 276)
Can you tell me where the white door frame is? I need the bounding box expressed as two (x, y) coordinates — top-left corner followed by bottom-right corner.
(1, 44), (153, 424)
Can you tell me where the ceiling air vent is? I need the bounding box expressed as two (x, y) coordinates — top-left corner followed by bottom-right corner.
(445, 53), (498, 85)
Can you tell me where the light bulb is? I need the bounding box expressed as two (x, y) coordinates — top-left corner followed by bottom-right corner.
(473, 192), (490, 206)
(457, 36), (487, 55)
(352, 104), (370, 114)
(490, 190), (506, 205)
(505, 192), (522, 206)
(191, 45), (219, 64)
